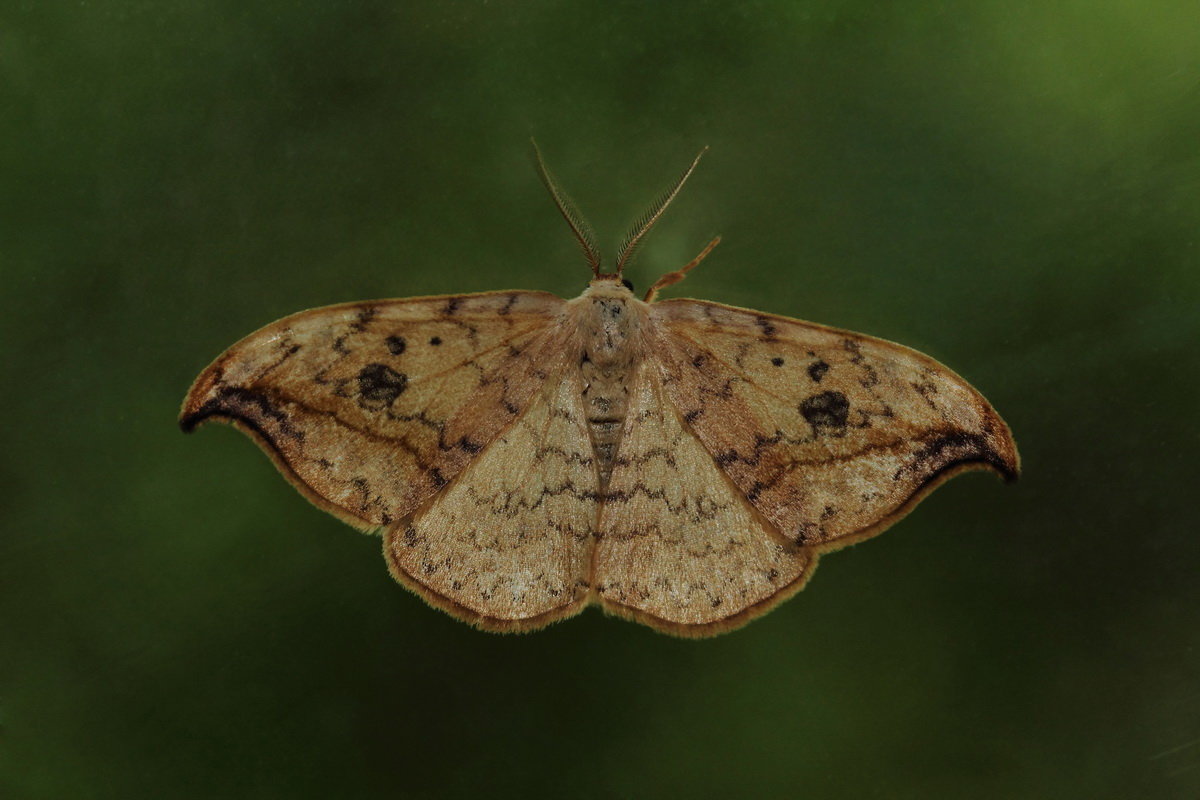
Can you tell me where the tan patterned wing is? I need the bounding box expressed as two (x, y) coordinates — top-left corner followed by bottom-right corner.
(383, 365), (599, 631)
(648, 299), (1019, 548)
(180, 291), (567, 529)
(594, 362), (814, 636)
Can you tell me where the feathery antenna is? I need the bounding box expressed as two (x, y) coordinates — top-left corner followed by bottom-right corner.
(531, 139), (603, 277)
(615, 147), (707, 275)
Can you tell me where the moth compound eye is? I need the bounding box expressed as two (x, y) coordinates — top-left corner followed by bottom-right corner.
(621, 278), (635, 292)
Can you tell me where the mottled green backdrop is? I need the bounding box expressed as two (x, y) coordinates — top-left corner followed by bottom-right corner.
(4, 2), (1199, 798)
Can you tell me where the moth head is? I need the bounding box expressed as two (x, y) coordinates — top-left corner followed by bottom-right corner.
(584, 274), (636, 300)
(532, 139), (718, 300)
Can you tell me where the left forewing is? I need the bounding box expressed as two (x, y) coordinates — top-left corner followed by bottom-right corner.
(179, 291), (567, 530)
(648, 298), (1019, 549)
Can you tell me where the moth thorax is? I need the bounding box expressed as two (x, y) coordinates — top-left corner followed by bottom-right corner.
(581, 296), (638, 366)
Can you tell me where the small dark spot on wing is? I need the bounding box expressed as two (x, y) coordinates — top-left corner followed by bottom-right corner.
(350, 306), (377, 332)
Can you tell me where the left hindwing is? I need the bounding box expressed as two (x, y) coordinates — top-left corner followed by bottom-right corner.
(647, 298), (1019, 547)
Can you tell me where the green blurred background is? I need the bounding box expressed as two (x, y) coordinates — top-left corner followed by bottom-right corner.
(3, 1), (1199, 797)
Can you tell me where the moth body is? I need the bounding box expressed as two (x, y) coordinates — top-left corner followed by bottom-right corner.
(573, 279), (645, 489)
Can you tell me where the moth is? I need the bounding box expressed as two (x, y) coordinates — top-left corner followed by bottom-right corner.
(181, 144), (1019, 637)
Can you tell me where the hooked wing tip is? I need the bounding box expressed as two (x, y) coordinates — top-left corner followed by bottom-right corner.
(988, 418), (1021, 483)
(178, 365), (225, 433)
(896, 424), (1020, 495)
(179, 403), (215, 434)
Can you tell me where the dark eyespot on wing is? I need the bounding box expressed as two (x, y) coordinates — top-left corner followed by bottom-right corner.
(800, 390), (849, 434)
(357, 363), (408, 406)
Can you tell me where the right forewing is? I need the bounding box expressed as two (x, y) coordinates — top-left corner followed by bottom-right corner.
(648, 299), (1018, 549)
